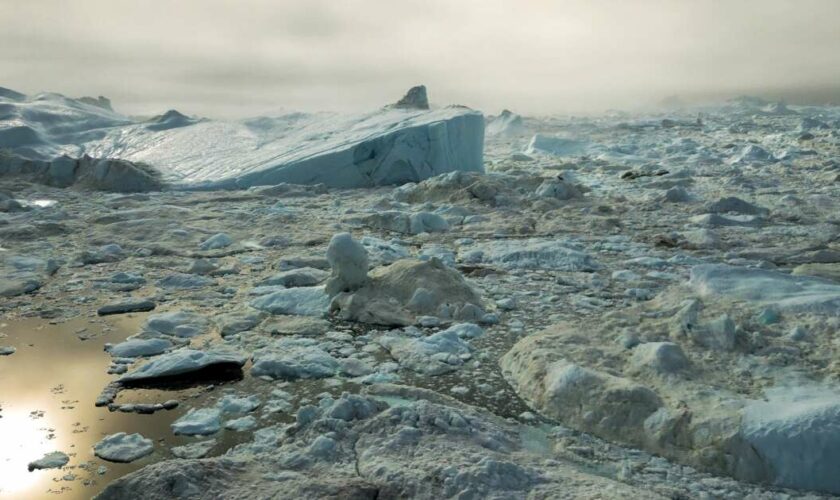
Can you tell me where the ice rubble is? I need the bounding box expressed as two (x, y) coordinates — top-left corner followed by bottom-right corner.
(6, 92), (840, 498)
(0, 86), (485, 190)
(96, 392), (653, 500)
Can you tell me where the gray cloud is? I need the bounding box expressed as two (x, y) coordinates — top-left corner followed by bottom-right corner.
(2, 0), (838, 118)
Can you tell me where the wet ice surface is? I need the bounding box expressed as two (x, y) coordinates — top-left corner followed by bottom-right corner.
(2, 97), (840, 498)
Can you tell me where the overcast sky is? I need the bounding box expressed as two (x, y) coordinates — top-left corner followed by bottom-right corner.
(2, 0), (838, 118)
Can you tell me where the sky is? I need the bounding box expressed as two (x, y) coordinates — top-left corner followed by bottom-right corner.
(1, 0), (839, 118)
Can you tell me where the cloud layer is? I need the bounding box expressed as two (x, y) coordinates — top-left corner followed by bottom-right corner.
(2, 0), (839, 117)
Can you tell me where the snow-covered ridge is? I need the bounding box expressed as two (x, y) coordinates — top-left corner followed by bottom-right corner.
(0, 86), (485, 190)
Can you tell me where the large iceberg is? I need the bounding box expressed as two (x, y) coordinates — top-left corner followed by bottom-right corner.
(0, 86), (484, 190)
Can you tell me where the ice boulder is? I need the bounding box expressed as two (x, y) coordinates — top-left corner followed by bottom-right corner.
(156, 273), (215, 290)
(119, 348), (248, 384)
(171, 439), (216, 459)
(461, 239), (599, 271)
(251, 338), (339, 380)
(378, 328), (474, 375)
(729, 144), (775, 164)
(258, 267), (329, 288)
(629, 342), (689, 375)
(325, 233), (369, 297)
(689, 264), (840, 315)
(330, 258), (484, 326)
(706, 196), (768, 216)
(108, 338), (172, 358)
(534, 179), (582, 201)
(225, 415), (258, 432)
(198, 233), (233, 250)
(0, 255), (58, 297)
(501, 342), (663, 447)
(249, 286), (330, 317)
(94, 433), (155, 463)
(143, 310), (211, 338)
(217, 394), (261, 415)
(27, 451), (69, 471)
(740, 386), (840, 494)
(356, 210), (450, 235)
(360, 236), (411, 265)
(171, 408), (222, 436)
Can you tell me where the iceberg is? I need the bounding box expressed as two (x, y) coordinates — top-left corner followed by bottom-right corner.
(0, 87), (484, 190)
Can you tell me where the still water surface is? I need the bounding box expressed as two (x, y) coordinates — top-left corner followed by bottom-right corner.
(0, 315), (251, 499)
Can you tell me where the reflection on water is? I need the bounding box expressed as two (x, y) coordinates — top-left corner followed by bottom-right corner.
(0, 315), (253, 499)
(0, 409), (55, 495)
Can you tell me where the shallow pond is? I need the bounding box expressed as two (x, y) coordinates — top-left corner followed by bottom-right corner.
(0, 315), (257, 499)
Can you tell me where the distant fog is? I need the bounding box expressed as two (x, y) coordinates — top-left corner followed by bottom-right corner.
(2, 0), (839, 117)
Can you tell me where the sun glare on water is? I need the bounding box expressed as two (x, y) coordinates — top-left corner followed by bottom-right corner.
(0, 408), (57, 496)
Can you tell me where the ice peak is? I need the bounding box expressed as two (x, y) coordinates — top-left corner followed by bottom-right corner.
(393, 85), (429, 110)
